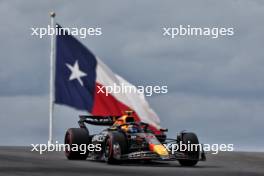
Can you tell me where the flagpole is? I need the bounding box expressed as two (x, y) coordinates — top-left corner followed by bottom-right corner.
(48, 12), (56, 144)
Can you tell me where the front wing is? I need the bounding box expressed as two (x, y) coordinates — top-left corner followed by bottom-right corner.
(119, 150), (206, 161)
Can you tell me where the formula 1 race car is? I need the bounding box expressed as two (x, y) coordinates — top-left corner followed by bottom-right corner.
(64, 111), (206, 166)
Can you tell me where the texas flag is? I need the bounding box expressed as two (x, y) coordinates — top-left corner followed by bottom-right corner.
(55, 27), (160, 131)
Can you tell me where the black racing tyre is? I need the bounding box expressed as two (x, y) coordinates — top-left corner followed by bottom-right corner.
(178, 132), (200, 166)
(104, 132), (127, 164)
(64, 128), (90, 160)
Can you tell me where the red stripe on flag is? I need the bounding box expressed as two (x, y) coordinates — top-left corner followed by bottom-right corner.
(92, 83), (134, 116)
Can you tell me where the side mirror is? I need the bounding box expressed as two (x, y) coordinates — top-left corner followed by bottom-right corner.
(160, 128), (168, 132)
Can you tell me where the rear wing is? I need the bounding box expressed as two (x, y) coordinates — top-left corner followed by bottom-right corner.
(78, 115), (121, 127)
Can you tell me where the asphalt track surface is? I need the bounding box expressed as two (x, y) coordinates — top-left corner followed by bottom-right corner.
(0, 147), (263, 176)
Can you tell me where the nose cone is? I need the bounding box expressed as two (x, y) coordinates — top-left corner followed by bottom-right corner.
(150, 144), (169, 156)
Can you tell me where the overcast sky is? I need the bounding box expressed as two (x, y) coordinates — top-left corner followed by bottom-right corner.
(0, 0), (264, 151)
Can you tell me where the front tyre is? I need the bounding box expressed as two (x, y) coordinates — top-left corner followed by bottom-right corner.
(178, 132), (200, 166)
(64, 128), (90, 160)
(104, 132), (127, 164)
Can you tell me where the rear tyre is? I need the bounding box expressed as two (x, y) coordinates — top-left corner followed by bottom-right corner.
(104, 132), (127, 164)
(178, 132), (200, 166)
(64, 128), (90, 160)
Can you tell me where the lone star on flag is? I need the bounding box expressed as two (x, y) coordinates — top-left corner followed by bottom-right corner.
(66, 60), (87, 86)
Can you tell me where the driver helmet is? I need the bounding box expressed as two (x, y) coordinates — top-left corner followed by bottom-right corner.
(127, 125), (139, 133)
